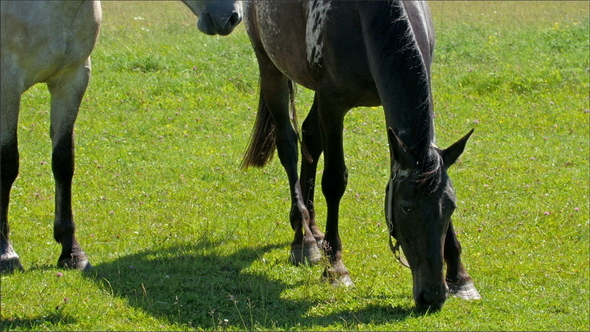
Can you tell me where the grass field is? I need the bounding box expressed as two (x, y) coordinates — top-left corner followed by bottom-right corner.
(1, 1), (588, 331)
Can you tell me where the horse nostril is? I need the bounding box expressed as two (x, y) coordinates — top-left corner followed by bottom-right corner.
(417, 291), (429, 307)
(416, 290), (445, 311)
(228, 12), (241, 27)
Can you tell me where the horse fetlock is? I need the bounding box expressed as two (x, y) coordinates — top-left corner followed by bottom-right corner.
(289, 202), (310, 229)
(53, 222), (76, 243)
(290, 239), (322, 266)
(309, 224), (325, 244)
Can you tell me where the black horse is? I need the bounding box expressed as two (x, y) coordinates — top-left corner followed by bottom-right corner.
(242, 0), (480, 310)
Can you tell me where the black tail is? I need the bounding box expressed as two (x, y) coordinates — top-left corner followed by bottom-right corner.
(242, 80), (302, 168)
(241, 88), (277, 168)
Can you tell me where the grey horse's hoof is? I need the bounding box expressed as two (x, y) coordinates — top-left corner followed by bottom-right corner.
(1, 245), (24, 274)
(0, 256), (24, 274)
(58, 258), (93, 271)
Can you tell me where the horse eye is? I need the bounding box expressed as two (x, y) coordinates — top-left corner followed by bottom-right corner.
(401, 205), (413, 214)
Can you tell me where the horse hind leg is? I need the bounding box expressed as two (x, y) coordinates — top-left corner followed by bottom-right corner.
(0, 82), (24, 273)
(47, 61), (92, 271)
(300, 95), (325, 245)
(444, 220), (481, 300)
(272, 87), (321, 266)
(288, 95), (327, 266)
(251, 59), (320, 265)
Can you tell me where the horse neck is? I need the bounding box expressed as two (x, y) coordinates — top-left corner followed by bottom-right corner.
(359, 0), (435, 154)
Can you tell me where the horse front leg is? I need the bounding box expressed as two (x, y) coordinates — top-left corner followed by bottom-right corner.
(300, 95), (325, 245)
(0, 83), (24, 273)
(317, 95), (352, 286)
(47, 62), (91, 270)
(444, 220), (481, 300)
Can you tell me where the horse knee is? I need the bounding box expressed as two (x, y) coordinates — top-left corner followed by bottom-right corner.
(275, 132), (299, 174)
(322, 167), (348, 202)
(301, 114), (322, 159)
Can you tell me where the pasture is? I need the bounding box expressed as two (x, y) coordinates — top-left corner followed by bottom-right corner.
(1, 1), (588, 330)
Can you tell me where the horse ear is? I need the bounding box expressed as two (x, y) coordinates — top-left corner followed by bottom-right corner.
(442, 129), (474, 168)
(388, 128), (415, 170)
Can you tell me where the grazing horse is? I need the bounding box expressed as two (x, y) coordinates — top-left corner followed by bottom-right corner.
(0, 0), (242, 273)
(242, 0), (480, 310)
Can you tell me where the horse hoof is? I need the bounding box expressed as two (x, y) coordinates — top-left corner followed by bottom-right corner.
(0, 256), (24, 274)
(322, 264), (354, 287)
(1, 245), (24, 274)
(449, 281), (481, 300)
(58, 258), (92, 271)
(58, 251), (92, 271)
(328, 273), (354, 287)
(290, 242), (322, 265)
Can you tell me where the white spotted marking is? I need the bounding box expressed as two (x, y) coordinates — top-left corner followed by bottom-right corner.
(392, 163), (412, 179)
(397, 168), (411, 179)
(305, 0), (331, 66)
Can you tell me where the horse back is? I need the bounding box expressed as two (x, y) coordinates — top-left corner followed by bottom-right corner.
(246, 0), (435, 114)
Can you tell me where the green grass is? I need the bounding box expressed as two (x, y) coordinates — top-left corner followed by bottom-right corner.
(1, 1), (588, 330)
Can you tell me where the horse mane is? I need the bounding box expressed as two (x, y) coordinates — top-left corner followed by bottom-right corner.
(415, 147), (443, 195)
(363, 0), (439, 194)
(362, 0), (434, 152)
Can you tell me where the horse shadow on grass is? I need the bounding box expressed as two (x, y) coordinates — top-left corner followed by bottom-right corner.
(84, 237), (417, 329)
(0, 313), (77, 331)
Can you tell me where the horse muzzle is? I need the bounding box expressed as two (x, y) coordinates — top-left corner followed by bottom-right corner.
(197, 10), (242, 36)
(414, 283), (449, 312)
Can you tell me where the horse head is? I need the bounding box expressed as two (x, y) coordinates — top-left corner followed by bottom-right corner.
(385, 128), (473, 311)
(182, 0), (242, 36)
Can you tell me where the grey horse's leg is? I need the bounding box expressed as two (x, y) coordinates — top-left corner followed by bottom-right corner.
(0, 77), (24, 273)
(47, 60), (92, 270)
